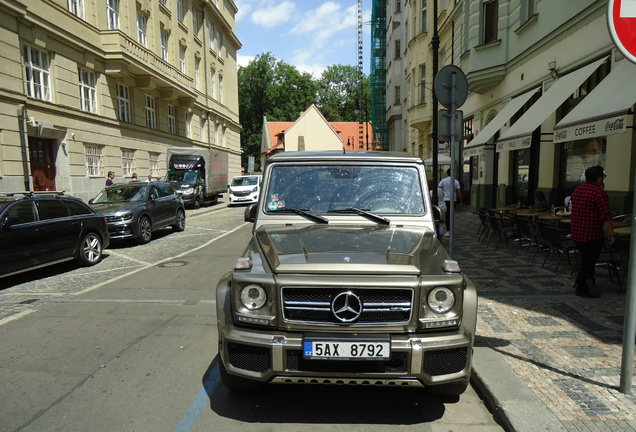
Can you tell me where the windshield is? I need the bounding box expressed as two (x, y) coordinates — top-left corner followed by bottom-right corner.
(93, 185), (147, 203)
(264, 164), (426, 215)
(231, 176), (259, 187)
(166, 171), (198, 183)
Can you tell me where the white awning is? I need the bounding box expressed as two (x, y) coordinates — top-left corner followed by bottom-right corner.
(553, 59), (636, 142)
(463, 87), (540, 158)
(424, 154), (452, 165)
(496, 57), (608, 152)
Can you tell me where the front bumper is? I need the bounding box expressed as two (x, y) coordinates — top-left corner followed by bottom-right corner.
(229, 193), (259, 205)
(105, 220), (136, 240)
(218, 325), (473, 387)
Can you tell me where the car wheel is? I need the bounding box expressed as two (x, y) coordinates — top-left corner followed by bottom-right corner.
(172, 208), (186, 232)
(137, 216), (152, 244)
(218, 357), (264, 392)
(76, 232), (103, 266)
(193, 196), (201, 209)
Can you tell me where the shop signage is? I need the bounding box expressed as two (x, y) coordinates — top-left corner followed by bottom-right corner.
(553, 115), (627, 142)
(496, 135), (532, 152)
(608, 0), (636, 64)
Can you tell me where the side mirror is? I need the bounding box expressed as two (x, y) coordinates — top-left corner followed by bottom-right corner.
(244, 204), (257, 222)
(432, 205), (443, 223)
(88, 198), (94, 204)
(149, 194), (157, 202)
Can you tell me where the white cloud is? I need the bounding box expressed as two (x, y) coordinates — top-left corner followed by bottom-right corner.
(237, 53), (255, 68)
(234, 0), (252, 22)
(251, 1), (297, 28)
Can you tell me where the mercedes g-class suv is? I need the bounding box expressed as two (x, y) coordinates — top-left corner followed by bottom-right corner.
(216, 151), (477, 396)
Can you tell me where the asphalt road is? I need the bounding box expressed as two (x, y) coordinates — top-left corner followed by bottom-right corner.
(0, 202), (504, 432)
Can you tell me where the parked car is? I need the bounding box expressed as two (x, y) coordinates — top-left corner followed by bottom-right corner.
(90, 182), (186, 244)
(227, 175), (262, 206)
(0, 191), (110, 279)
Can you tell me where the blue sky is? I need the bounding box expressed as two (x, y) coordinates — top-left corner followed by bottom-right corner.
(234, 0), (372, 77)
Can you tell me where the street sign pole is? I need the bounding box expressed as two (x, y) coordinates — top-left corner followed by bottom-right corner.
(608, 0), (635, 395)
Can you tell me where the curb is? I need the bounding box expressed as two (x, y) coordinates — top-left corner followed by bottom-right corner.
(471, 346), (567, 432)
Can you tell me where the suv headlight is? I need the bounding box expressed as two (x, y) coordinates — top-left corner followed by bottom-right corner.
(240, 284), (267, 310)
(427, 287), (455, 314)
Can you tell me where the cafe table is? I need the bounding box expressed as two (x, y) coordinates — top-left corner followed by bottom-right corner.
(614, 226), (631, 237)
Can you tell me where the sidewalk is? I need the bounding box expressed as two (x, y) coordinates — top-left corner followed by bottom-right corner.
(449, 209), (636, 432)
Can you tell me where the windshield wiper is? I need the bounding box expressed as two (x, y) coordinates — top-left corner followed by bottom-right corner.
(327, 207), (390, 225)
(270, 208), (329, 224)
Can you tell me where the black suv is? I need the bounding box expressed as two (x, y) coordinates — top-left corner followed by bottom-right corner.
(0, 191), (110, 278)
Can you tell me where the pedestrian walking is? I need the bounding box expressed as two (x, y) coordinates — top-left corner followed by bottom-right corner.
(570, 165), (616, 297)
(106, 171), (115, 186)
(438, 169), (463, 236)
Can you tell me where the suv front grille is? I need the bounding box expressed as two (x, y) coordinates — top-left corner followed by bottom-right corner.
(282, 287), (413, 324)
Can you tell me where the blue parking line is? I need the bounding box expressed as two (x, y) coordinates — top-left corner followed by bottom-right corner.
(172, 363), (220, 432)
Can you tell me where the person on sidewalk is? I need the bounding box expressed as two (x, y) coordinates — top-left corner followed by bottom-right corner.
(105, 171), (115, 187)
(438, 168), (463, 237)
(570, 165), (616, 297)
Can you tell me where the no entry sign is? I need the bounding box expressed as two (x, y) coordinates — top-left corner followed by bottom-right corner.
(608, 0), (636, 63)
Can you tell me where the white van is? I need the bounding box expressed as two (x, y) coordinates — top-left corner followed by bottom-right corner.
(227, 175), (262, 206)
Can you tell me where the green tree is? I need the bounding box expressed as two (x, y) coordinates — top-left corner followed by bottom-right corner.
(316, 64), (371, 122)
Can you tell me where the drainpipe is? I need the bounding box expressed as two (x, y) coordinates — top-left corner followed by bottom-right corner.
(17, 104), (30, 191)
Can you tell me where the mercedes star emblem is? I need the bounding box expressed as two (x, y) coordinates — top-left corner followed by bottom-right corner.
(331, 291), (363, 323)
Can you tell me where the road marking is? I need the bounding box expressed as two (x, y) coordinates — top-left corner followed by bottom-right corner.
(73, 222), (249, 296)
(0, 310), (36, 326)
(172, 362), (220, 432)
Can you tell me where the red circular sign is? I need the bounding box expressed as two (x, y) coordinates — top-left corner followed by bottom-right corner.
(609, 0), (636, 63)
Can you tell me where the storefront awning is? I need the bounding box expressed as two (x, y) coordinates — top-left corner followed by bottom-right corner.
(495, 57), (608, 152)
(553, 59), (636, 142)
(463, 87), (540, 158)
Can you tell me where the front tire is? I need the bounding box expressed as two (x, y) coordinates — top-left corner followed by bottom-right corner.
(218, 357), (264, 392)
(172, 208), (186, 232)
(76, 232), (103, 266)
(137, 216), (152, 244)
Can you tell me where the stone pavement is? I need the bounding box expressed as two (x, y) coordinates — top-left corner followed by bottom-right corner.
(449, 209), (636, 432)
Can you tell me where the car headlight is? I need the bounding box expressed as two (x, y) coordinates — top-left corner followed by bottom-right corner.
(240, 284), (267, 310)
(427, 287), (455, 314)
(251, 186), (258, 193)
(183, 188), (195, 195)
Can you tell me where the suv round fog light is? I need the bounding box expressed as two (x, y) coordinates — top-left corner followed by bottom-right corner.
(240, 285), (267, 310)
(427, 287), (455, 313)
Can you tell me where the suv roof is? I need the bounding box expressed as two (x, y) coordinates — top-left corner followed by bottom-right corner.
(267, 151), (423, 164)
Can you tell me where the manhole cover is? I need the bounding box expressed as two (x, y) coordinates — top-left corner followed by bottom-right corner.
(157, 260), (189, 268)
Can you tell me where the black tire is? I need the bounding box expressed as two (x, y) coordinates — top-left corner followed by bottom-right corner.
(172, 208), (186, 232)
(76, 232), (103, 266)
(193, 196), (201, 209)
(426, 380), (469, 396)
(218, 358), (264, 393)
(137, 216), (152, 244)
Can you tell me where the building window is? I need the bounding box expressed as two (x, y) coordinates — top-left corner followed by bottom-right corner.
(482, 0), (498, 44)
(84, 144), (104, 177)
(137, 12), (147, 46)
(222, 126), (226, 147)
(68, 0), (84, 19)
(421, 2), (427, 33)
(217, 31), (222, 54)
(177, 0), (185, 22)
(79, 68), (97, 113)
(418, 64), (426, 104)
(149, 152), (160, 177)
(208, 23), (215, 52)
(161, 31), (169, 61)
(210, 68), (216, 99)
(159, 0), (166, 5)
(394, 40), (401, 60)
(121, 149), (136, 177)
(195, 59), (200, 88)
(394, 86), (401, 105)
(168, 104), (177, 134)
(200, 116), (206, 142)
(214, 122), (219, 145)
(23, 45), (51, 101)
(145, 95), (156, 129)
(107, 0), (120, 29)
(218, 76), (223, 104)
(192, 7), (199, 33)
(521, 0), (536, 24)
(179, 45), (186, 73)
(185, 112), (192, 138)
(396, 1), (401, 13)
(117, 83), (132, 123)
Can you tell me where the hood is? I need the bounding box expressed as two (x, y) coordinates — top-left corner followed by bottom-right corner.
(254, 224), (445, 275)
(91, 202), (142, 216)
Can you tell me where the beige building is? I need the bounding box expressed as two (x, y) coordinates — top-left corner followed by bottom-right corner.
(0, 0), (241, 202)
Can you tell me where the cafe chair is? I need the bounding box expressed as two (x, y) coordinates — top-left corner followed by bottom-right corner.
(486, 213), (518, 249)
(596, 241), (623, 293)
(536, 222), (579, 271)
(515, 216), (539, 254)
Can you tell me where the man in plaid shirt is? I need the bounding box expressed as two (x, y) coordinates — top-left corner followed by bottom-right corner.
(570, 165), (616, 297)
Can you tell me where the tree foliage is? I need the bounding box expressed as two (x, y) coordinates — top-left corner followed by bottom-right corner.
(238, 52), (371, 170)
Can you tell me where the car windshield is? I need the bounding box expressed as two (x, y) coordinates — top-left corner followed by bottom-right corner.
(166, 171), (198, 183)
(93, 185), (147, 203)
(231, 176), (259, 187)
(264, 164), (426, 215)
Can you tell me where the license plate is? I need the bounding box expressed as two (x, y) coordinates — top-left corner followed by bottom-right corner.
(303, 341), (390, 360)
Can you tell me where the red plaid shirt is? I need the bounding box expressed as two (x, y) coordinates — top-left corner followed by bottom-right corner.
(570, 182), (612, 242)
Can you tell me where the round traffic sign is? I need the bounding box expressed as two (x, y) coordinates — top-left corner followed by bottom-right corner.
(434, 65), (469, 109)
(608, 0), (636, 64)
